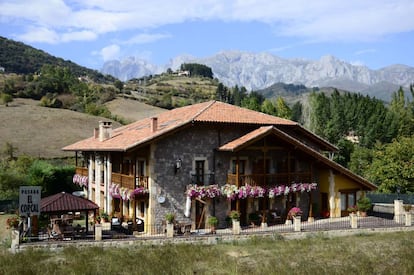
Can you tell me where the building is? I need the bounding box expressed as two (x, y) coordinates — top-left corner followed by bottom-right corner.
(63, 100), (376, 232)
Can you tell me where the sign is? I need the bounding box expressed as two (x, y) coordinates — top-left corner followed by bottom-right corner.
(19, 186), (41, 216)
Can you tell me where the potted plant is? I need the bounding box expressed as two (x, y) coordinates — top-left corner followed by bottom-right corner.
(404, 204), (412, 212)
(165, 212), (175, 224)
(357, 197), (372, 217)
(229, 210), (240, 221)
(229, 210), (241, 234)
(347, 205), (358, 214)
(287, 207), (302, 220)
(6, 215), (19, 229)
(100, 212), (109, 222)
(207, 216), (218, 234)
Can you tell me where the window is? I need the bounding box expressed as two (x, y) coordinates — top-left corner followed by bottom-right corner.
(195, 160), (205, 185)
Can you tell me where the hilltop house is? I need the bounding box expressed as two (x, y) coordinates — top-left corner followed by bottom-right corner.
(63, 101), (376, 232)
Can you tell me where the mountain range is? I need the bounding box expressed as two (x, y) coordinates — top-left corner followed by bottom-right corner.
(101, 51), (414, 101)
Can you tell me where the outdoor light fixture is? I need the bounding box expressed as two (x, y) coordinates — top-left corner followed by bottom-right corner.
(174, 158), (182, 174)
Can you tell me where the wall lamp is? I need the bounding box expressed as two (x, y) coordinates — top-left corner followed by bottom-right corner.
(174, 158), (182, 174)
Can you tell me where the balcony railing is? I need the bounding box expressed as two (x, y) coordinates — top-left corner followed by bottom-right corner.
(227, 172), (312, 186)
(75, 167), (88, 177)
(75, 167), (148, 190)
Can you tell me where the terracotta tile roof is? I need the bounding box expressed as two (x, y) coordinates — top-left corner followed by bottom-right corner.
(218, 126), (274, 151)
(219, 126), (377, 190)
(41, 192), (99, 213)
(63, 101), (297, 152)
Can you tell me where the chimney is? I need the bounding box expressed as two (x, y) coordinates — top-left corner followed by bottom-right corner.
(151, 117), (158, 133)
(98, 121), (112, 141)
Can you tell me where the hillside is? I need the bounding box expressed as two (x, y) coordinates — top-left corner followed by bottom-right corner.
(123, 73), (219, 108)
(0, 98), (166, 159)
(0, 99), (120, 158)
(0, 36), (116, 83)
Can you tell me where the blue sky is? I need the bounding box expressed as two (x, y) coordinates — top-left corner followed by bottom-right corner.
(1, 0), (414, 70)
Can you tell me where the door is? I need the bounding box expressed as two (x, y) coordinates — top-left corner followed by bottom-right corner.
(195, 200), (206, 229)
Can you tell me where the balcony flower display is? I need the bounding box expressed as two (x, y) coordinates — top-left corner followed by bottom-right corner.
(238, 185), (266, 199)
(186, 184), (221, 199)
(268, 183), (317, 198)
(221, 184), (239, 200)
(268, 185), (286, 198)
(131, 186), (149, 197)
(109, 183), (121, 199)
(72, 174), (88, 187)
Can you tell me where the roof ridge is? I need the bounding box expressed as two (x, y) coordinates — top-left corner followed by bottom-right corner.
(192, 100), (217, 121)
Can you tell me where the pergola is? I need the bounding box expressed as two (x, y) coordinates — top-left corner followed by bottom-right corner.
(40, 192), (99, 233)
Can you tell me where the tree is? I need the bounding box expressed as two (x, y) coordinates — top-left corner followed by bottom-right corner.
(261, 99), (277, 116)
(363, 137), (414, 193)
(275, 97), (291, 119)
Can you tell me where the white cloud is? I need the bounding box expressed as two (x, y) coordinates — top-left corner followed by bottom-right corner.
(15, 27), (60, 44)
(122, 33), (172, 45)
(98, 44), (121, 61)
(61, 31), (97, 42)
(2, 0), (414, 44)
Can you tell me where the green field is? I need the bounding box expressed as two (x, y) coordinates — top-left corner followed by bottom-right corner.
(1, 229), (413, 274)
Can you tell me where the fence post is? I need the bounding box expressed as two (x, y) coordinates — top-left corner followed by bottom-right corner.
(10, 229), (20, 253)
(95, 224), (102, 241)
(166, 223), (174, 238)
(350, 213), (358, 229)
(293, 216), (301, 232)
(232, 219), (241, 235)
(394, 200), (404, 223)
(405, 212), (412, 226)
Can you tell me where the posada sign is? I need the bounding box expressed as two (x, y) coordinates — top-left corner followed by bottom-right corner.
(19, 186), (41, 216)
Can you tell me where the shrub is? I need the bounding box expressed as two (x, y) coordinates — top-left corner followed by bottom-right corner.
(357, 197), (372, 212)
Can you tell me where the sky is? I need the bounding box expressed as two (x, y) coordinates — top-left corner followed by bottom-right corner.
(1, 0), (414, 71)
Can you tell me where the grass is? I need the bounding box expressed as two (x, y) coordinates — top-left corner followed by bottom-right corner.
(0, 98), (162, 158)
(1, 231), (414, 274)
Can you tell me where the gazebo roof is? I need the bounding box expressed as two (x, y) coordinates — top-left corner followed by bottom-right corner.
(41, 192), (99, 213)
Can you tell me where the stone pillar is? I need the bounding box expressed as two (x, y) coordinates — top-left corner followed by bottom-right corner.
(107, 154), (112, 214)
(394, 200), (404, 223)
(232, 220), (241, 235)
(95, 155), (102, 207)
(405, 212), (412, 226)
(95, 224), (102, 241)
(328, 169), (336, 218)
(293, 216), (301, 232)
(10, 229), (20, 253)
(166, 223), (174, 238)
(350, 213), (358, 229)
(88, 155), (94, 201)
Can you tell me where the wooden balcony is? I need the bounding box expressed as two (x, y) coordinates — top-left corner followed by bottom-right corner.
(75, 167), (148, 190)
(111, 172), (149, 190)
(227, 172), (312, 187)
(75, 167), (88, 177)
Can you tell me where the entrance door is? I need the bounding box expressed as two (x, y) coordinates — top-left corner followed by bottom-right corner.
(195, 200), (205, 229)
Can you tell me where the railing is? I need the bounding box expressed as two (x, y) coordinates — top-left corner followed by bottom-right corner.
(111, 173), (149, 190)
(74, 167), (148, 190)
(75, 167), (88, 177)
(226, 172), (312, 186)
